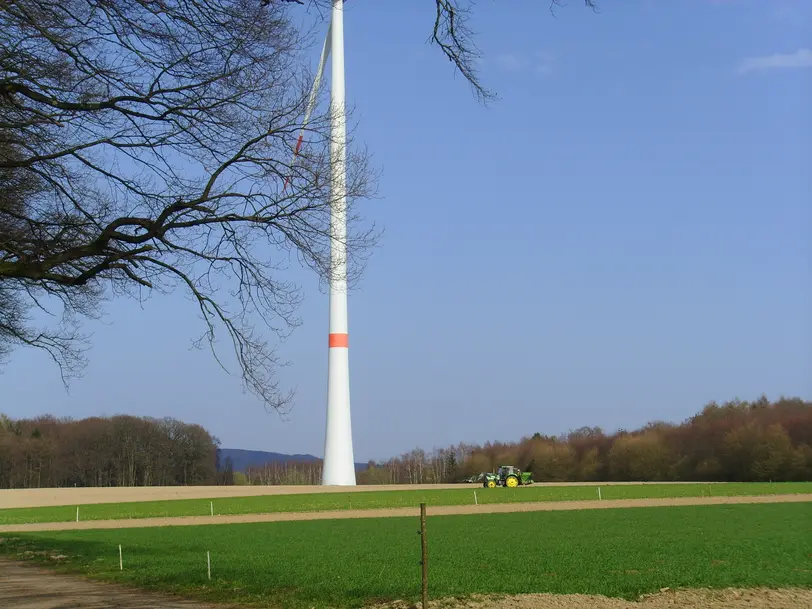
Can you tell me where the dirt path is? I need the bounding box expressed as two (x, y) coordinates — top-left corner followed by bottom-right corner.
(2, 559), (810, 609)
(1, 493), (809, 533)
(0, 481), (719, 510)
(0, 559), (217, 609)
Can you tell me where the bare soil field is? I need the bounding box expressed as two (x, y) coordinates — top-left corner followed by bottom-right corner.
(0, 481), (741, 510)
(374, 589), (812, 609)
(2, 559), (810, 609)
(1, 493), (809, 533)
(0, 484), (467, 509)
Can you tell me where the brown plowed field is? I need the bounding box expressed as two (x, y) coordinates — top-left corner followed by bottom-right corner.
(1, 493), (809, 533)
(0, 484), (465, 509)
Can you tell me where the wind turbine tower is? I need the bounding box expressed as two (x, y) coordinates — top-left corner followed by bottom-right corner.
(284, 1), (355, 486)
(321, 0), (356, 486)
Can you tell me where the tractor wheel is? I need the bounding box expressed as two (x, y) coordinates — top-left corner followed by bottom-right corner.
(505, 475), (519, 488)
(486, 479), (496, 488)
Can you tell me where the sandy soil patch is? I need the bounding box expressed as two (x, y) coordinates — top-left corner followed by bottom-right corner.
(0, 481), (717, 509)
(371, 589), (812, 609)
(1, 493), (809, 533)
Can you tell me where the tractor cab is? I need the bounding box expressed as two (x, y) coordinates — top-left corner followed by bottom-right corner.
(497, 465), (522, 487)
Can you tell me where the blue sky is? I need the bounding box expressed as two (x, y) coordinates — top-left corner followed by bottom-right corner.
(3, 0), (810, 461)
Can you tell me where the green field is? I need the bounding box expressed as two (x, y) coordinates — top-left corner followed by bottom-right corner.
(1, 502), (810, 608)
(1, 482), (810, 525)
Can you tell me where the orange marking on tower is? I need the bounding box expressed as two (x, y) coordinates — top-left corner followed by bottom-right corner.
(328, 333), (349, 348)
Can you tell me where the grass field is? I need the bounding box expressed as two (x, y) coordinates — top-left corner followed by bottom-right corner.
(0, 481), (810, 525)
(1, 502), (810, 608)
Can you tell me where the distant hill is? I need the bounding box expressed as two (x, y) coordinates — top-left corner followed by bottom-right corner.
(218, 448), (368, 472)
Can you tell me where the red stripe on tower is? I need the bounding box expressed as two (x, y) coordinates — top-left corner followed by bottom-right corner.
(328, 333), (349, 348)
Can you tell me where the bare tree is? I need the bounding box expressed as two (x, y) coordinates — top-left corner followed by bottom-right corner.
(0, 0), (376, 409)
(299, 0), (598, 103)
(429, 0), (598, 102)
(1, 0), (595, 410)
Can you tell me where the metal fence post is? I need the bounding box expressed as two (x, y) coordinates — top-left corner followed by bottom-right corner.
(420, 502), (428, 608)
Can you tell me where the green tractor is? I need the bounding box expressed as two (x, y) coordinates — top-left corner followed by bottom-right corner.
(482, 465), (534, 488)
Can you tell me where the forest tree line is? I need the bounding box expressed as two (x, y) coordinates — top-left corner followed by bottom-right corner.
(2, 396), (810, 488)
(0, 414), (220, 488)
(358, 396), (812, 484)
(238, 396), (812, 485)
